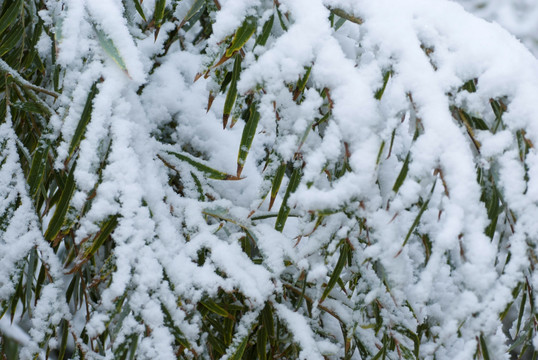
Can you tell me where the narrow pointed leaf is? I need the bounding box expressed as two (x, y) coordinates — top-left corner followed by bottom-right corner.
(275, 167), (301, 232)
(223, 54), (241, 129)
(269, 162), (286, 210)
(154, 0), (166, 39)
(229, 336), (249, 360)
(69, 82), (98, 156)
(0, 0), (21, 38)
(58, 320), (69, 360)
(166, 151), (241, 180)
(375, 71), (391, 100)
(256, 326), (267, 360)
(0, 23), (24, 56)
(320, 244), (348, 303)
(226, 16), (256, 57)
(236, 105), (260, 176)
(256, 14), (274, 47)
(95, 26), (129, 75)
(44, 165), (77, 241)
(27, 143), (49, 199)
(392, 152), (410, 193)
(480, 334), (490, 360)
(132, 0), (146, 21)
(82, 215), (119, 259)
(162, 303), (191, 348)
(200, 299), (231, 318)
(179, 0), (205, 28)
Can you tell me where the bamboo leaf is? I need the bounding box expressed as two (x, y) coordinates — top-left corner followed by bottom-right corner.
(320, 243), (349, 303)
(82, 215), (119, 259)
(44, 165), (77, 241)
(293, 66), (311, 101)
(226, 16), (257, 57)
(27, 143), (49, 199)
(200, 299), (231, 318)
(401, 181), (436, 248)
(229, 336), (249, 360)
(256, 326), (267, 360)
(480, 334), (490, 360)
(236, 105), (260, 176)
(94, 26), (129, 75)
(0, 0), (21, 38)
(58, 320), (69, 360)
(275, 166), (301, 232)
(261, 303), (274, 340)
(269, 162), (286, 210)
(179, 0), (205, 28)
(166, 151), (241, 180)
(25, 248), (37, 315)
(392, 152), (410, 193)
(376, 141), (385, 165)
(69, 82), (98, 157)
(154, 0), (166, 40)
(0, 23), (23, 56)
(375, 71), (391, 100)
(256, 14), (274, 47)
(207, 334), (227, 355)
(161, 303), (191, 348)
(223, 53), (241, 129)
(132, 0), (146, 21)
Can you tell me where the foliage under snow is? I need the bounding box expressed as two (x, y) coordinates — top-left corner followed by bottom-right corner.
(2, 0), (538, 359)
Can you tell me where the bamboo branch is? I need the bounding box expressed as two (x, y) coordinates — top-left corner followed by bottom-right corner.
(329, 8), (364, 25)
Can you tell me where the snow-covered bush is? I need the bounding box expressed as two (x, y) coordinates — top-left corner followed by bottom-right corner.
(2, 0), (538, 359)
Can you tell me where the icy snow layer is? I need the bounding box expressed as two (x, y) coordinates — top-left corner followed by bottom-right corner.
(3, 0), (538, 358)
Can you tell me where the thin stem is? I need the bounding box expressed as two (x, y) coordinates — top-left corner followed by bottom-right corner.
(329, 8), (364, 25)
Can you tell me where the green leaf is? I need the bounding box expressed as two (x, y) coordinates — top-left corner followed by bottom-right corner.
(200, 299), (231, 318)
(69, 82), (98, 157)
(82, 215), (119, 259)
(269, 162), (286, 210)
(376, 140), (385, 165)
(0, 22), (23, 56)
(44, 165), (77, 241)
(480, 334), (490, 360)
(0, 0), (21, 38)
(293, 66), (311, 101)
(229, 336), (249, 360)
(25, 248), (37, 314)
(58, 320), (69, 360)
(401, 181), (436, 248)
(320, 243), (349, 303)
(236, 104), (260, 177)
(27, 143), (49, 199)
(154, 0), (166, 40)
(256, 325), (267, 360)
(226, 16), (257, 57)
(392, 152), (410, 193)
(166, 151), (241, 180)
(207, 334), (227, 355)
(275, 166), (301, 232)
(179, 0), (205, 28)
(161, 303), (191, 348)
(261, 304), (274, 340)
(94, 25), (129, 75)
(223, 53), (241, 129)
(256, 15), (274, 47)
(375, 71), (391, 100)
(132, 0), (146, 21)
